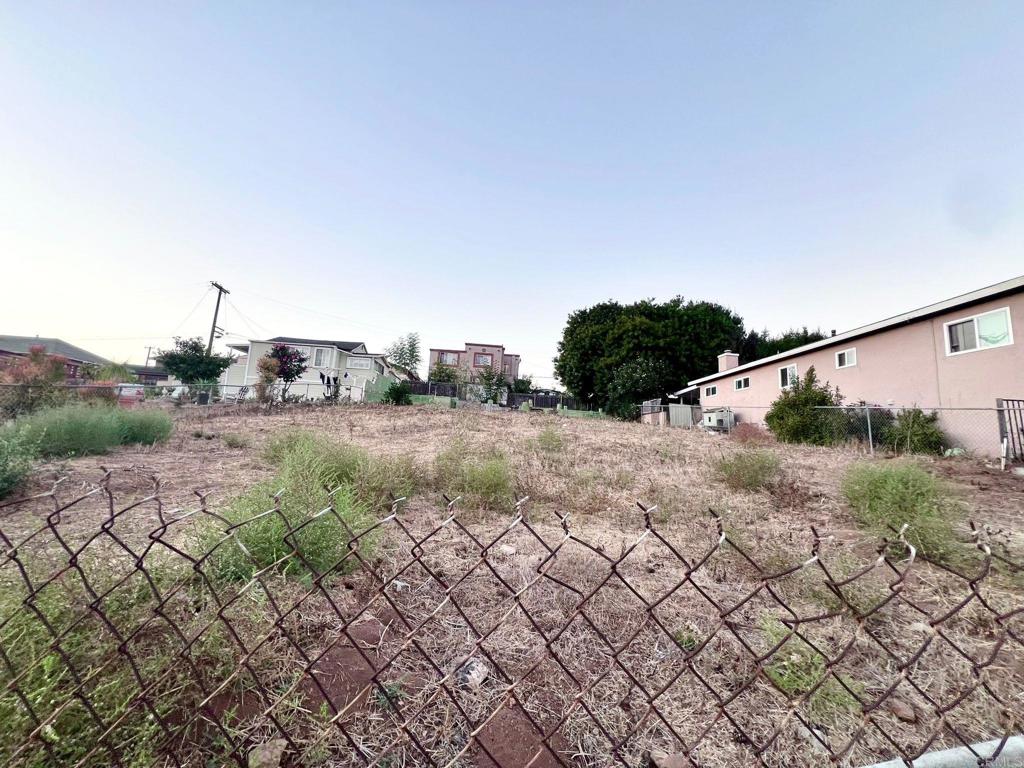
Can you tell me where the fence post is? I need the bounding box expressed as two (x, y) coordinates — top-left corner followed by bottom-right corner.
(865, 405), (874, 456)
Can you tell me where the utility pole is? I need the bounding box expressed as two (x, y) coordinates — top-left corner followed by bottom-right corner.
(144, 346), (154, 367)
(207, 281), (230, 355)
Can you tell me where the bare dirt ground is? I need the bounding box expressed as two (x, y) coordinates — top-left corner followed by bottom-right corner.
(4, 402), (1023, 768)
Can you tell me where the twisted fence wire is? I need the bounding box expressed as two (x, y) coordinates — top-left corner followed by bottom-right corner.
(1, 469), (1021, 767)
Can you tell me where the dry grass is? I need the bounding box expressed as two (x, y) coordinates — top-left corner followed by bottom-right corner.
(3, 402), (1023, 767)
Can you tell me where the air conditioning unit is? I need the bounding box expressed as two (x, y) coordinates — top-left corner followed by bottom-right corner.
(703, 408), (735, 431)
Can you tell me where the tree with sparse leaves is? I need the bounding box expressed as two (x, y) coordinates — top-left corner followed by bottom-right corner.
(267, 344), (309, 400)
(477, 366), (506, 403)
(385, 333), (422, 376)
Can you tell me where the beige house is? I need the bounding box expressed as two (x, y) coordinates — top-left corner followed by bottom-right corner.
(221, 336), (395, 401)
(428, 342), (521, 383)
(687, 275), (1024, 455)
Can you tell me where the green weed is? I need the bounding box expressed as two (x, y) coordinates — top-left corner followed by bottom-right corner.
(715, 450), (780, 491)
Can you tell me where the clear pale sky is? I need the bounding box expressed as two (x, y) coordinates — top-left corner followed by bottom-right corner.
(2, 3), (1022, 383)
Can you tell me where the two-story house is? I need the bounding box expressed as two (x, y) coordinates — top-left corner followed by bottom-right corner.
(221, 336), (395, 400)
(428, 342), (521, 384)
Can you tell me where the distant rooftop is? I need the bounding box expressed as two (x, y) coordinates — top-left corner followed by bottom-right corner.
(0, 335), (111, 366)
(266, 336), (365, 351)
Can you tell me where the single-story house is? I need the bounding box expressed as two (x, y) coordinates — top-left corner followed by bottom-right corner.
(220, 336), (399, 401)
(0, 335), (111, 381)
(686, 274), (1024, 455)
(129, 364), (172, 386)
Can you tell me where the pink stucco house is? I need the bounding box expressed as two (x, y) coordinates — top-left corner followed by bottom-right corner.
(428, 343), (521, 384)
(687, 275), (1024, 455)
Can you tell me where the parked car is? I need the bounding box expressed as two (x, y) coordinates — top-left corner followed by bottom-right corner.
(115, 383), (146, 407)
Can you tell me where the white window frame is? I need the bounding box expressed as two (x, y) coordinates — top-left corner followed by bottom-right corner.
(440, 352), (459, 366)
(734, 376), (750, 390)
(474, 353), (493, 367)
(346, 357), (372, 370)
(779, 363), (798, 390)
(313, 348), (329, 368)
(835, 347), (857, 369)
(943, 307), (1013, 356)
(704, 385), (717, 397)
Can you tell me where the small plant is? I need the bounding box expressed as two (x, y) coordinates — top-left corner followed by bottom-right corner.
(255, 355), (280, 405)
(714, 450), (780, 491)
(762, 618), (860, 720)
(381, 381), (413, 406)
(764, 367), (844, 445)
(0, 428), (38, 498)
(222, 433), (250, 449)
(880, 408), (946, 455)
(673, 628), (699, 653)
(534, 426), (565, 453)
(373, 681), (405, 712)
(841, 462), (960, 563)
(434, 439), (513, 511)
(119, 410), (174, 445)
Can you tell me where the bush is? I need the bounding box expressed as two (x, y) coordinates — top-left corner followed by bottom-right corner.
(0, 345), (68, 416)
(222, 432), (250, 449)
(841, 462), (959, 563)
(263, 429), (422, 513)
(0, 428), (38, 498)
(3, 405), (173, 457)
(381, 381), (413, 406)
(535, 426), (565, 453)
(715, 450), (780, 491)
(730, 423), (773, 446)
(880, 409), (946, 455)
(764, 367), (844, 445)
(118, 410), (174, 445)
(434, 440), (513, 511)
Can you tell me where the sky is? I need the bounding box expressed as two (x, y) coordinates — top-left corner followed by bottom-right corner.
(1, 3), (1022, 383)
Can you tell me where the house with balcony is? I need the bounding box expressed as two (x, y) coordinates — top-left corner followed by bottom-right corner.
(428, 343), (521, 383)
(221, 336), (397, 400)
(685, 275), (1024, 455)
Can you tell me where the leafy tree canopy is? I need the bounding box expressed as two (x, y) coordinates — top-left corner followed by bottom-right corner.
(385, 333), (422, 374)
(510, 376), (533, 394)
(553, 298), (744, 410)
(267, 344), (309, 397)
(430, 363), (461, 383)
(156, 337), (232, 387)
(738, 326), (827, 363)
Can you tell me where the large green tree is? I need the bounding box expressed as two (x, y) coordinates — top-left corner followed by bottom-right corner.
(553, 298), (745, 410)
(738, 326), (826, 363)
(156, 337), (233, 386)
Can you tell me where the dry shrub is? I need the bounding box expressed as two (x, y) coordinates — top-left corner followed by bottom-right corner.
(730, 422), (773, 446)
(715, 449), (780, 491)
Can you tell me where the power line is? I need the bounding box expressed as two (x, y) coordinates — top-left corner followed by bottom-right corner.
(171, 287), (213, 336)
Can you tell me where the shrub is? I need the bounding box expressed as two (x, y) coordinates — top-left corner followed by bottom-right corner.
(78, 381), (118, 406)
(730, 423), (772, 446)
(0, 428), (38, 498)
(118, 410), (174, 445)
(222, 433), (250, 449)
(3, 405), (173, 457)
(255, 355), (279, 404)
(0, 345), (68, 416)
(841, 462), (959, 563)
(434, 439), (513, 511)
(880, 408), (946, 455)
(381, 381), (413, 406)
(714, 450), (780, 491)
(535, 426), (565, 453)
(202, 477), (368, 583)
(263, 429), (422, 513)
(764, 367), (844, 445)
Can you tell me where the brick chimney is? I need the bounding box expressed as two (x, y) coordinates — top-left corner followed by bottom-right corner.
(717, 350), (739, 372)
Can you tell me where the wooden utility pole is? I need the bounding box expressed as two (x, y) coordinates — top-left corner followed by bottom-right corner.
(144, 346), (154, 366)
(207, 281), (230, 355)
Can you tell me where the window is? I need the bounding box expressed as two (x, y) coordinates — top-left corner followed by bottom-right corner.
(945, 307), (1013, 355)
(835, 348), (857, 369)
(704, 385), (717, 397)
(779, 364), (798, 389)
(374, 361), (384, 374)
(313, 348), (328, 367)
(474, 353), (493, 367)
(734, 376), (750, 390)
(346, 357), (372, 370)
(440, 352), (459, 365)
(289, 345), (310, 359)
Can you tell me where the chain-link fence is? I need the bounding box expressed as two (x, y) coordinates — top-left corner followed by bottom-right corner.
(2, 469), (1022, 767)
(650, 403), (1019, 460)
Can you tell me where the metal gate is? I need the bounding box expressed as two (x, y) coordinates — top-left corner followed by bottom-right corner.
(997, 398), (1024, 460)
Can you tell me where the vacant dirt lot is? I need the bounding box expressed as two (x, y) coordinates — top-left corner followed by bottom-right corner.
(4, 403), (1023, 768)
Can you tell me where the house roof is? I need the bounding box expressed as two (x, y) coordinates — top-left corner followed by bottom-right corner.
(129, 364), (169, 376)
(0, 335), (111, 366)
(688, 273), (1024, 386)
(268, 336), (365, 351)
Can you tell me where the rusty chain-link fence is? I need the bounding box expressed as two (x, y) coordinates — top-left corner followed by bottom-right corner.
(1, 469), (1022, 768)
